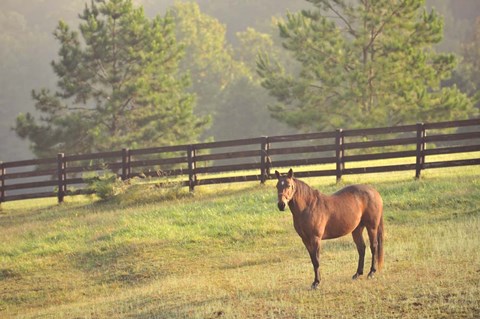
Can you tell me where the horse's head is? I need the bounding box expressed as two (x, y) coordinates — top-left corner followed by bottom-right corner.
(275, 168), (296, 211)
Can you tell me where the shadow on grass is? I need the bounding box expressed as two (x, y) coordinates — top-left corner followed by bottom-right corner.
(70, 241), (172, 287)
(127, 297), (231, 319)
(218, 255), (285, 270)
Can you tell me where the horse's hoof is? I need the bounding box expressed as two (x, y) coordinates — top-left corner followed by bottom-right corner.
(367, 271), (375, 279)
(311, 282), (319, 290)
(352, 273), (362, 280)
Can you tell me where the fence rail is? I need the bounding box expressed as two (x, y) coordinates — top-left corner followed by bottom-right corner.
(1, 119), (480, 204)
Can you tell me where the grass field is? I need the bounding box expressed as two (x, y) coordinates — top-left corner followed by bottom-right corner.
(1, 161), (479, 318)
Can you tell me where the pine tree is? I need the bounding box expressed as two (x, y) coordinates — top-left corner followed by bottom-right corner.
(257, 0), (475, 131)
(14, 0), (209, 158)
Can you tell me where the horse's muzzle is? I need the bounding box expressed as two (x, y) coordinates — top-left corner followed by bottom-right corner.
(278, 201), (286, 211)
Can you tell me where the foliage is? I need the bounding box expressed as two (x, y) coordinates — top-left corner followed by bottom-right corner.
(83, 168), (189, 201)
(171, 1), (246, 118)
(203, 25), (295, 139)
(83, 169), (125, 200)
(114, 179), (190, 205)
(2, 0), (478, 162)
(425, 0), (480, 53)
(13, 0), (209, 158)
(451, 17), (480, 111)
(257, 0), (476, 132)
(171, 2), (293, 140)
(209, 76), (293, 140)
(234, 27), (276, 78)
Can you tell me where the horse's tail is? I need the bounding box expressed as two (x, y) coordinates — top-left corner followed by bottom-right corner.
(377, 215), (384, 271)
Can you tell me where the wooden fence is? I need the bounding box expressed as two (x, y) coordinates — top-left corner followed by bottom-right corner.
(1, 119), (479, 204)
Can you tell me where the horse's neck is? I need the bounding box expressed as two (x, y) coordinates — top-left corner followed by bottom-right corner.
(290, 179), (321, 212)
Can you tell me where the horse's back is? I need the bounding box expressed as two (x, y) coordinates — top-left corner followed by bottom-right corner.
(334, 184), (383, 220)
(334, 184), (376, 195)
(335, 184), (381, 203)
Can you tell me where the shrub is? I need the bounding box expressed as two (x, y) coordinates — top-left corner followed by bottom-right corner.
(84, 170), (127, 200)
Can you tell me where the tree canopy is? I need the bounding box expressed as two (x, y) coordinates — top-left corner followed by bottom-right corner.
(170, 2), (293, 140)
(0, 0), (478, 161)
(171, 2), (246, 118)
(14, 0), (209, 158)
(453, 17), (480, 111)
(258, 0), (476, 131)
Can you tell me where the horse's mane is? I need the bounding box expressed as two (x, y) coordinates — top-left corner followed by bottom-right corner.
(293, 178), (320, 201)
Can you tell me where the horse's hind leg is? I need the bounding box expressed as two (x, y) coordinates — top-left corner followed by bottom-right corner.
(366, 227), (379, 278)
(352, 225), (366, 280)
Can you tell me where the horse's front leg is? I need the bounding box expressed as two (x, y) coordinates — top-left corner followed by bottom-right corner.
(306, 236), (322, 289)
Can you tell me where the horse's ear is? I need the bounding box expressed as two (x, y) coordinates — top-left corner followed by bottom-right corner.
(275, 170), (281, 179)
(287, 168), (294, 179)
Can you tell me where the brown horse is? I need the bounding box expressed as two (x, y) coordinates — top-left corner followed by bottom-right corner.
(275, 169), (384, 289)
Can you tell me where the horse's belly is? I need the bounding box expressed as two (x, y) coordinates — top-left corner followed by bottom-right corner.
(322, 214), (361, 239)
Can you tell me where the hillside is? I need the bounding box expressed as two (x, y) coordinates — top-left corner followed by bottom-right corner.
(1, 166), (479, 318)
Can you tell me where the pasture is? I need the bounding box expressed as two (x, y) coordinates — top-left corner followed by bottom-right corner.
(0, 164), (479, 318)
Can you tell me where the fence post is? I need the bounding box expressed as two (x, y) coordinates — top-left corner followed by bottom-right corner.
(187, 145), (197, 192)
(57, 153), (66, 203)
(415, 122), (426, 179)
(335, 129), (345, 183)
(260, 137), (270, 184)
(121, 148), (131, 181)
(0, 162), (4, 205)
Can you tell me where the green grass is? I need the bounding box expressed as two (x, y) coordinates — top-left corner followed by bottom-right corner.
(1, 160), (479, 318)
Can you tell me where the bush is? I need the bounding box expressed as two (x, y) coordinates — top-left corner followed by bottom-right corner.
(84, 170), (127, 200)
(84, 170), (190, 203)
